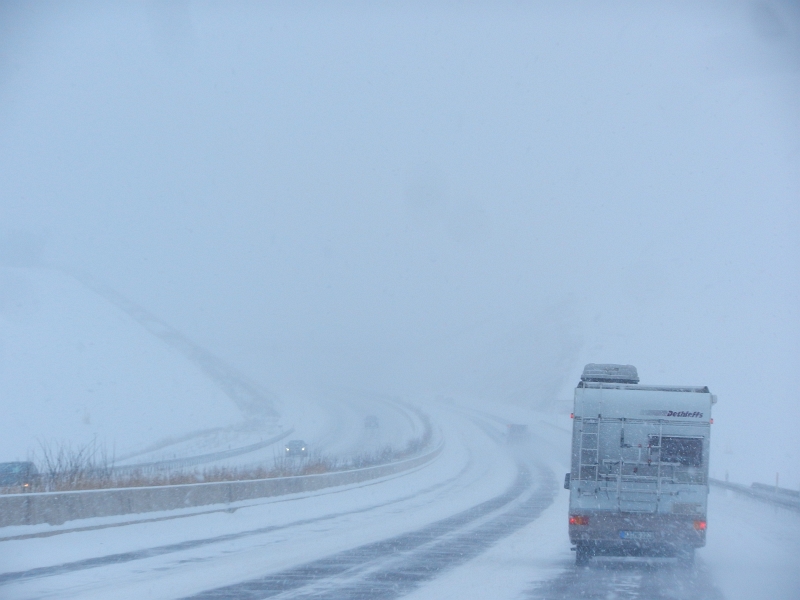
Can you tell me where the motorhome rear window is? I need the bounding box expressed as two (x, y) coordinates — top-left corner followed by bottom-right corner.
(652, 437), (703, 467)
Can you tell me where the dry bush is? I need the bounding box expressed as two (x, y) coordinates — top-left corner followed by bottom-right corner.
(35, 438), (115, 492)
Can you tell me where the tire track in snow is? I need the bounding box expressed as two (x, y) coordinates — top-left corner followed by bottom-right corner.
(526, 557), (725, 600)
(183, 464), (557, 600)
(0, 450), (461, 587)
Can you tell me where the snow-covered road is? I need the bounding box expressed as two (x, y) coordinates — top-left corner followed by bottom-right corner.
(0, 400), (797, 600)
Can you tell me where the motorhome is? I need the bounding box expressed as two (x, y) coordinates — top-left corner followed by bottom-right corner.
(565, 364), (716, 566)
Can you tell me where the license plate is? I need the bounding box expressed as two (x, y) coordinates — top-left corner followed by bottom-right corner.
(619, 530), (654, 540)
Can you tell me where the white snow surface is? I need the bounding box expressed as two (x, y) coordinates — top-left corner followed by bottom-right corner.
(0, 266), (243, 460)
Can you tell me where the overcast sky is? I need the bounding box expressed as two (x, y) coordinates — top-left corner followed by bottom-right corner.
(1, 1), (798, 485)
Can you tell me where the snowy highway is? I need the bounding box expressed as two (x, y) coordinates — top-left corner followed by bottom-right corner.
(2, 2), (798, 599)
(1, 400), (798, 600)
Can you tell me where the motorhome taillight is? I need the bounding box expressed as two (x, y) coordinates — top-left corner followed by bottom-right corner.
(693, 520), (707, 531)
(569, 515), (589, 526)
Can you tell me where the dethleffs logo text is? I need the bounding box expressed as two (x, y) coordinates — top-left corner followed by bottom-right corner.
(641, 410), (704, 418)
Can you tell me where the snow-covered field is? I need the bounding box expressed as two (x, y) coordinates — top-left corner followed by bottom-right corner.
(0, 266), (242, 461)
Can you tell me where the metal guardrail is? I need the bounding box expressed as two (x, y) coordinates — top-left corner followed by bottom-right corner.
(709, 478), (800, 513)
(751, 482), (800, 499)
(0, 443), (444, 527)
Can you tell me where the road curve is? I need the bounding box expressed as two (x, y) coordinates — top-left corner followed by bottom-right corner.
(0, 408), (521, 599)
(2, 401), (796, 600)
(183, 465), (556, 600)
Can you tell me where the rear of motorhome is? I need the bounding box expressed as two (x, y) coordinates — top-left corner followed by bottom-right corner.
(565, 364), (716, 566)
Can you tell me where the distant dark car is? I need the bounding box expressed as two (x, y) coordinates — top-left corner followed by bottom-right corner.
(0, 462), (38, 490)
(364, 415), (379, 429)
(285, 440), (308, 457)
(507, 424), (528, 443)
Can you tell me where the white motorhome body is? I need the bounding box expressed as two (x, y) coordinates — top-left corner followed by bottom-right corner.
(566, 364), (715, 565)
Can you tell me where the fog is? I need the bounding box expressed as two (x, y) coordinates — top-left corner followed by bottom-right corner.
(1, 0), (799, 494)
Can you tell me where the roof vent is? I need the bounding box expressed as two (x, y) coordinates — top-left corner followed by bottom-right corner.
(581, 363), (639, 384)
